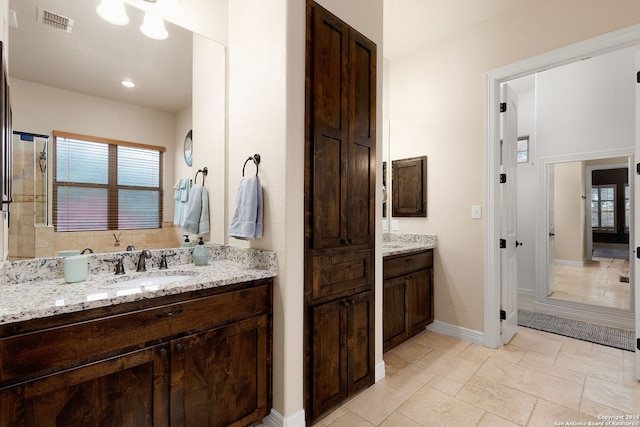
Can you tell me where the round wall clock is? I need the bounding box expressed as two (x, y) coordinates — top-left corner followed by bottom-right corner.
(183, 130), (193, 166)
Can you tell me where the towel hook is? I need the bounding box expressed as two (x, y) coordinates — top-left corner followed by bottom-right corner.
(195, 167), (208, 185)
(242, 154), (261, 177)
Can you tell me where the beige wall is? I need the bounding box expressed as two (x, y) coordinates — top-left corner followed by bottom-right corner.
(388, 0), (640, 332)
(554, 162), (586, 263)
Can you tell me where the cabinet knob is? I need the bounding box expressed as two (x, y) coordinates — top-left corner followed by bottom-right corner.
(159, 348), (168, 357)
(175, 343), (185, 352)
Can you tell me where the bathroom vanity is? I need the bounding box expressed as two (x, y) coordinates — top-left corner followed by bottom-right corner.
(382, 234), (437, 352)
(0, 246), (276, 427)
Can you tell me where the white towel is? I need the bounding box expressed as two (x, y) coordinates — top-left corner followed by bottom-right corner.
(182, 184), (210, 235)
(229, 176), (263, 240)
(173, 178), (192, 226)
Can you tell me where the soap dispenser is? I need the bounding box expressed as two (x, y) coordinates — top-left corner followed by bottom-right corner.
(192, 237), (209, 265)
(181, 235), (193, 248)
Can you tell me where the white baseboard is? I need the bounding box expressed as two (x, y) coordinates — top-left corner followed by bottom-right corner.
(375, 360), (386, 382)
(518, 288), (535, 297)
(554, 258), (586, 267)
(263, 408), (305, 427)
(426, 320), (484, 346)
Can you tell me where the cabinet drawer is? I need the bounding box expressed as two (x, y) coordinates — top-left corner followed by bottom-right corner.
(383, 250), (432, 279)
(311, 249), (372, 300)
(0, 284), (270, 385)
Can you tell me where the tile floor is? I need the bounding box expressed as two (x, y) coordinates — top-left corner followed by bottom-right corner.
(550, 257), (630, 310)
(312, 328), (640, 427)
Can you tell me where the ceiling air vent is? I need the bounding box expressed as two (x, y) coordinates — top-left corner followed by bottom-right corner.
(37, 6), (74, 33)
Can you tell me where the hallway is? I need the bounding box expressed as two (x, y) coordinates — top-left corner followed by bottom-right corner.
(312, 328), (639, 426)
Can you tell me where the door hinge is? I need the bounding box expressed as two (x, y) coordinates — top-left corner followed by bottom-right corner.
(500, 173), (507, 183)
(500, 239), (506, 249)
(637, 71), (640, 83)
(500, 310), (506, 321)
(636, 247), (640, 259)
(500, 102), (507, 112)
(637, 338), (640, 351)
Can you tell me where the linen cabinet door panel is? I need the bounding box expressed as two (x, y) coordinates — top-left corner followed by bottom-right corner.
(383, 276), (407, 352)
(170, 315), (269, 427)
(346, 291), (374, 394)
(407, 268), (433, 335)
(311, 298), (348, 419)
(311, 249), (371, 301)
(0, 345), (168, 427)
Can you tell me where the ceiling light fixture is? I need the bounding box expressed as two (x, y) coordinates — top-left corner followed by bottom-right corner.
(121, 80), (135, 88)
(96, 0), (129, 26)
(140, 12), (168, 40)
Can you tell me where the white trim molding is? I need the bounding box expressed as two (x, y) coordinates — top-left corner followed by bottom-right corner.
(262, 409), (306, 427)
(375, 361), (386, 383)
(427, 320), (484, 346)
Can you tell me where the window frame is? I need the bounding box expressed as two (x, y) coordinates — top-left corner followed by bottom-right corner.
(52, 130), (165, 232)
(591, 184), (616, 232)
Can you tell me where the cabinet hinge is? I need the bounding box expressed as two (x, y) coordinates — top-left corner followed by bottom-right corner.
(500, 102), (507, 112)
(499, 173), (507, 183)
(500, 310), (506, 321)
(500, 239), (506, 249)
(637, 338), (640, 350)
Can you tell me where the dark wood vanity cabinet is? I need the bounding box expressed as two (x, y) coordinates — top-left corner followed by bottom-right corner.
(304, 0), (376, 423)
(0, 279), (272, 427)
(383, 250), (433, 352)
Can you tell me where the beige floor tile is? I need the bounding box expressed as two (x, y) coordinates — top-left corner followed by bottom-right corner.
(476, 412), (519, 427)
(383, 350), (412, 379)
(582, 376), (640, 414)
(456, 376), (537, 425)
(518, 350), (586, 384)
(509, 328), (562, 356)
(398, 386), (485, 427)
(325, 410), (374, 427)
(529, 398), (599, 426)
(384, 364), (435, 396)
(414, 348), (482, 384)
(378, 412), (423, 427)
(413, 331), (471, 355)
(346, 382), (409, 425)
(555, 346), (624, 384)
(426, 374), (464, 396)
(459, 342), (525, 365)
(390, 340), (434, 365)
(579, 398), (626, 421)
(314, 406), (349, 427)
(476, 357), (583, 410)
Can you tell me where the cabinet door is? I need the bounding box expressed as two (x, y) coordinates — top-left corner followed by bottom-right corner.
(383, 276), (408, 352)
(346, 291), (374, 394)
(311, 297), (349, 418)
(345, 29), (376, 247)
(0, 345), (169, 427)
(170, 315), (270, 427)
(407, 268), (434, 335)
(392, 156), (427, 217)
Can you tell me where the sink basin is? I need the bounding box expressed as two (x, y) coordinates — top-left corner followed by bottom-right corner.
(106, 275), (193, 289)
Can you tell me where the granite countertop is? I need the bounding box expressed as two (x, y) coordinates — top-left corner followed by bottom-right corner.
(0, 245), (277, 326)
(382, 233), (437, 257)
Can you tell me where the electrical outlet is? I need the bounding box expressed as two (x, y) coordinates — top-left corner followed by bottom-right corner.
(392, 220), (399, 231)
(382, 219), (388, 231)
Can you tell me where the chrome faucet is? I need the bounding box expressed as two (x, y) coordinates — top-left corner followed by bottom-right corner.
(81, 248), (93, 254)
(136, 249), (152, 272)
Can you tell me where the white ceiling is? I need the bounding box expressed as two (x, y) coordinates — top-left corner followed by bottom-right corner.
(383, 0), (532, 59)
(8, 0), (192, 113)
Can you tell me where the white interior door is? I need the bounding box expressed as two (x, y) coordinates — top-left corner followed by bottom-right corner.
(547, 164), (556, 296)
(500, 83), (519, 344)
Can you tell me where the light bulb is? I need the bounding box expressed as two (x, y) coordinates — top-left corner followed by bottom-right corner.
(140, 12), (168, 40)
(96, 0), (129, 26)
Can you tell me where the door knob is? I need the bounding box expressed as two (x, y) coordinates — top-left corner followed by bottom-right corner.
(549, 233), (555, 237)
(516, 241), (523, 247)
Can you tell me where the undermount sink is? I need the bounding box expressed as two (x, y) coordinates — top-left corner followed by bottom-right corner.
(106, 274), (193, 289)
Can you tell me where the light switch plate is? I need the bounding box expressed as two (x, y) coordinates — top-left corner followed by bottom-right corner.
(382, 219), (388, 231)
(471, 205), (482, 219)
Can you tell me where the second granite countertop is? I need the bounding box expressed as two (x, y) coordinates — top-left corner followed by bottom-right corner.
(382, 233), (437, 257)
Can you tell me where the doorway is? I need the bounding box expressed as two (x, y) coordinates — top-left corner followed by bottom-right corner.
(484, 25), (640, 349)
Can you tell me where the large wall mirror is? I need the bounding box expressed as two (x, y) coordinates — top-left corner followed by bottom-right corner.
(8, 0), (226, 259)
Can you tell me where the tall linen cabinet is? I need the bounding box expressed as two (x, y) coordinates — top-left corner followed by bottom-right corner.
(304, 0), (377, 423)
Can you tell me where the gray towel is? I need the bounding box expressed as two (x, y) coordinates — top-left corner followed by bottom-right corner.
(182, 184), (210, 235)
(173, 178), (192, 226)
(229, 176), (263, 240)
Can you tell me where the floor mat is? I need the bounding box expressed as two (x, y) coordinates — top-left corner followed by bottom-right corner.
(518, 309), (635, 352)
(592, 248), (629, 259)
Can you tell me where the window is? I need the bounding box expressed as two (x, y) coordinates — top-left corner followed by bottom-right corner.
(53, 131), (164, 232)
(516, 136), (529, 163)
(591, 184), (616, 231)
